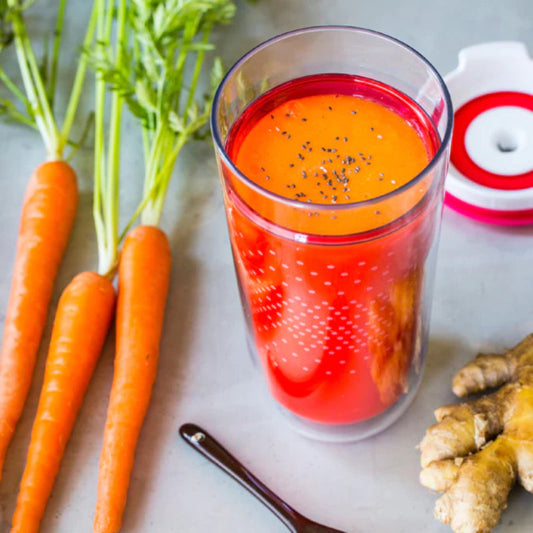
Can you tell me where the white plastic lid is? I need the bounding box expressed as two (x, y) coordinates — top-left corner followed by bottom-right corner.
(444, 42), (533, 225)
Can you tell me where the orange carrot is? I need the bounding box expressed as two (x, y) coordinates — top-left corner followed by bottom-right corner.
(94, 225), (171, 533)
(11, 271), (115, 533)
(0, 161), (78, 478)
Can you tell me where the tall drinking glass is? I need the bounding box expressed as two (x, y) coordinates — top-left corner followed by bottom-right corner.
(211, 27), (453, 441)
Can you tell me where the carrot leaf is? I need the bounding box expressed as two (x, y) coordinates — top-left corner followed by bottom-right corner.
(0, 0), (97, 160)
(89, 0), (236, 228)
(0, 0), (13, 52)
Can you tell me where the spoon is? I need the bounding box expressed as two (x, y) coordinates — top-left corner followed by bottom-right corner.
(179, 423), (348, 533)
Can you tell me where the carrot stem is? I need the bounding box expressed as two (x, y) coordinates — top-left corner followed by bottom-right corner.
(0, 65), (30, 109)
(18, 15), (59, 157)
(59, 0), (98, 156)
(104, 0), (126, 276)
(2, 0), (97, 159)
(93, 0), (125, 278)
(9, 11), (54, 156)
(47, 0), (67, 110)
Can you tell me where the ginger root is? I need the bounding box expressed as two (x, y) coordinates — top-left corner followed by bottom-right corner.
(419, 334), (533, 533)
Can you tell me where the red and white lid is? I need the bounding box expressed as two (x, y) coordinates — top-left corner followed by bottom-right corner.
(445, 42), (533, 225)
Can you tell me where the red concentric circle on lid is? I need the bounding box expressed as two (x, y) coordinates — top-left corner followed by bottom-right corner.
(451, 91), (533, 190)
(445, 192), (533, 226)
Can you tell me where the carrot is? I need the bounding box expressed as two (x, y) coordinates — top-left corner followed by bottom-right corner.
(0, 160), (77, 477)
(11, 271), (115, 533)
(94, 225), (171, 533)
(9, 0), (125, 528)
(0, 0), (97, 479)
(90, 3), (234, 529)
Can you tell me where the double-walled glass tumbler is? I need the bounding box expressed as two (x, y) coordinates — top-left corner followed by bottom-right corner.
(211, 27), (453, 441)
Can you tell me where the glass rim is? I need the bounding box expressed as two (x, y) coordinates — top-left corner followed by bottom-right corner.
(210, 25), (454, 212)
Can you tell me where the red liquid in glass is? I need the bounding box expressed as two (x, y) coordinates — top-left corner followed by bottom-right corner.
(223, 74), (440, 424)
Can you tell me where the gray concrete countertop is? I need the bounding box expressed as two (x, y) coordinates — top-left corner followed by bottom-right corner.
(1, 1), (533, 532)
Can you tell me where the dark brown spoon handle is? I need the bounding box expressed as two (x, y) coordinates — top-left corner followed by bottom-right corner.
(180, 423), (304, 533)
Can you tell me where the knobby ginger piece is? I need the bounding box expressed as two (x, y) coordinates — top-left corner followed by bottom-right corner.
(419, 334), (533, 533)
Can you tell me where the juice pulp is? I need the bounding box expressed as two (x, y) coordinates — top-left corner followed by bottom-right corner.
(223, 74), (440, 425)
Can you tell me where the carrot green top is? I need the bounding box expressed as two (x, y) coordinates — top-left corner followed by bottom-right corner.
(91, 0), (236, 231)
(0, 0), (97, 161)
